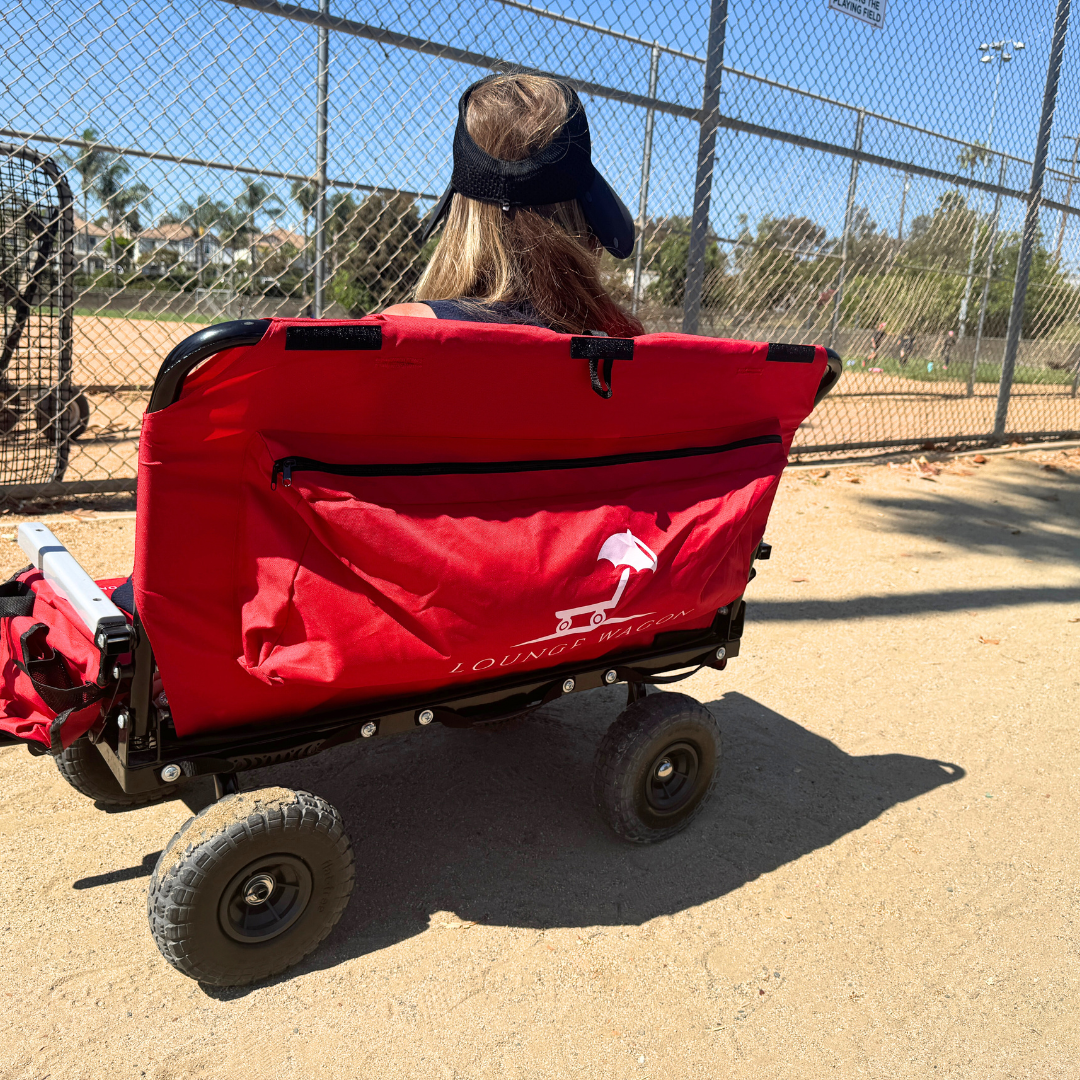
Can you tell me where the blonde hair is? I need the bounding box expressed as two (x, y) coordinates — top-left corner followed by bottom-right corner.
(415, 74), (643, 337)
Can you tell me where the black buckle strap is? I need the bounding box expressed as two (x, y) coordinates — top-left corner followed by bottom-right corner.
(0, 579), (35, 619)
(570, 336), (634, 399)
(15, 623), (105, 753)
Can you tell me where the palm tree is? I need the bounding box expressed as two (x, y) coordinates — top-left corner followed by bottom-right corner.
(91, 154), (150, 282)
(213, 205), (250, 300)
(163, 193), (227, 281)
(63, 127), (111, 272)
(233, 179), (284, 283)
(291, 179), (318, 286)
(956, 141), (993, 175)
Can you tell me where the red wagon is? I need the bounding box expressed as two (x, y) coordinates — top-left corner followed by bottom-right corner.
(0, 316), (840, 985)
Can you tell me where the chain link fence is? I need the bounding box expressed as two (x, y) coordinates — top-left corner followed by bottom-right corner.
(2, 0), (1080, 494)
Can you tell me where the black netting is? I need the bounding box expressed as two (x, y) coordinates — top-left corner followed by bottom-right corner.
(0, 145), (73, 484)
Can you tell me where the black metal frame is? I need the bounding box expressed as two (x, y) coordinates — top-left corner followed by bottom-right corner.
(29, 322), (841, 794)
(0, 142), (76, 485)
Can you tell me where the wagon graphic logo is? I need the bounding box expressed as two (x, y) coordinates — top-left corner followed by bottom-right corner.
(517, 529), (658, 645)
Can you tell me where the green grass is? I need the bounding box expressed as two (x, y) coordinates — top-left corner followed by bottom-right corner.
(73, 307), (210, 324)
(854, 355), (1075, 386)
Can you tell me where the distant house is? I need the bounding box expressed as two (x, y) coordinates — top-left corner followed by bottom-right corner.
(72, 216), (111, 272)
(255, 228), (305, 263)
(137, 223), (226, 271)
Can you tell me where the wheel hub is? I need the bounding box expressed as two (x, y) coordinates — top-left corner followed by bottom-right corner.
(219, 854), (314, 943)
(242, 872), (277, 906)
(644, 741), (700, 815)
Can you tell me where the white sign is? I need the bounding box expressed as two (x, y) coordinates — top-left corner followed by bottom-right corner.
(828, 0), (886, 30)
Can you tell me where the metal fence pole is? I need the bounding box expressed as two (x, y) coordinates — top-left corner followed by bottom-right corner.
(312, 0), (330, 318)
(681, 0), (728, 335)
(1054, 134), (1080, 258)
(969, 153), (1009, 397)
(829, 109), (864, 350)
(897, 171), (911, 240)
(631, 43), (661, 315)
(995, 0), (1072, 436)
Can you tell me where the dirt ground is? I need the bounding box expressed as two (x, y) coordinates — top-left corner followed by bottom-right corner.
(0, 448), (1077, 1079)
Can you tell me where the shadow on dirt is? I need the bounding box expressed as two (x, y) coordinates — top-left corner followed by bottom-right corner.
(190, 687), (962, 998)
(750, 584), (1080, 621)
(865, 459), (1080, 564)
(73, 849), (161, 889)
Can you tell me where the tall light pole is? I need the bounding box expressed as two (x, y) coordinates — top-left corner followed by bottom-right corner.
(957, 39), (1024, 339)
(1053, 134), (1080, 260)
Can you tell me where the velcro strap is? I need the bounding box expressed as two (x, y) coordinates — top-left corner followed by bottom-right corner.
(15, 624), (105, 747)
(0, 579), (35, 619)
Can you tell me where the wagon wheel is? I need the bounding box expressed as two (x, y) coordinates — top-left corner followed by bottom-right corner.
(592, 692), (721, 844)
(147, 787), (355, 986)
(35, 387), (90, 440)
(55, 735), (178, 807)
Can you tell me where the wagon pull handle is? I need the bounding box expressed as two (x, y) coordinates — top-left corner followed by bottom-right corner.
(570, 336), (634, 399)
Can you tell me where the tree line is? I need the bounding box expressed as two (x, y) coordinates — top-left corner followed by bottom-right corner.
(62, 130), (1080, 336)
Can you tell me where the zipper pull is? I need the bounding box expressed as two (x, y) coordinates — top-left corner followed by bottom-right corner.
(271, 460), (294, 490)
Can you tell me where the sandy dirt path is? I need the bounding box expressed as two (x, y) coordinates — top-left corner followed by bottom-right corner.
(0, 450), (1076, 1079)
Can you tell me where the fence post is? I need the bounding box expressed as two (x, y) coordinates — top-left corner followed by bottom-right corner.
(896, 171), (911, 240)
(632, 43), (661, 315)
(969, 154), (1009, 397)
(681, 0), (728, 335)
(830, 109), (864, 350)
(312, 0), (330, 318)
(995, 0), (1072, 436)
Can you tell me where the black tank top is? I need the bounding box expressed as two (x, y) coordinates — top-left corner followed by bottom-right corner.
(422, 299), (550, 328)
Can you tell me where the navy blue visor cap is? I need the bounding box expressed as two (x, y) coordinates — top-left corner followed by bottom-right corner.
(420, 74), (635, 259)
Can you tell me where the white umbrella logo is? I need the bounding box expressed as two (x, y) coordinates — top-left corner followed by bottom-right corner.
(518, 529), (659, 644)
(598, 530), (658, 575)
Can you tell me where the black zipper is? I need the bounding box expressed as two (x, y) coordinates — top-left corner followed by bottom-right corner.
(271, 433), (781, 489)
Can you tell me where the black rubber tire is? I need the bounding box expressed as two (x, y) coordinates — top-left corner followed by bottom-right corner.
(55, 736), (174, 806)
(35, 390), (89, 440)
(147, 788), (355, 986)
(592, 692), (721, 844)
(68, 392), (90, 440)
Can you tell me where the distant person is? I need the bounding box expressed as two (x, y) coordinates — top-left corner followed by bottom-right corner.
(941, 329), (955, 372)
(866, 321), (886, 369)
(899, 330), (915, 366)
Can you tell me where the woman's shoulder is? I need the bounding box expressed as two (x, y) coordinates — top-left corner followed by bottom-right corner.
(380, 302), (437, 319)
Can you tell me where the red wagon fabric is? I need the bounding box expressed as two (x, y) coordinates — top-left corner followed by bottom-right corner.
(0, 569), (129, 751)
(127, 317), (827, 737)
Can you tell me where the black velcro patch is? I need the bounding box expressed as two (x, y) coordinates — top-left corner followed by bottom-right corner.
(766, 342), (816, 364)
(286, 324), (383, 351)
(569, 336), (635, 360)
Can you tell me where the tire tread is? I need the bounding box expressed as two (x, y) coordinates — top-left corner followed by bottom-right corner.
(147, 788), (354, 986)
(592, 692), (721, 844)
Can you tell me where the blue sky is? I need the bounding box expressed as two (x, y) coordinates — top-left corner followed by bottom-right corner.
(3, 0), (1079, 261)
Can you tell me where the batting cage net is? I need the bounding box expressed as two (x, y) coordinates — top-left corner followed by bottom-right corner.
(2, 0), (1080, 494)
(0, 144), (76, 490)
